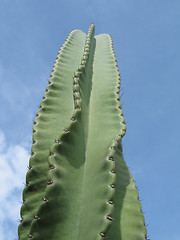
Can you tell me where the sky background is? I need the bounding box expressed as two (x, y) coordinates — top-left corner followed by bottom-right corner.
(0, 0), (179, 239)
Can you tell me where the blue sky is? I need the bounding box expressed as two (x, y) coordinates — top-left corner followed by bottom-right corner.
(0, 0), (179, 239)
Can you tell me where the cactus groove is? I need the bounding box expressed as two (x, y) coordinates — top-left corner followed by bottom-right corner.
(18, 23), (147, 240)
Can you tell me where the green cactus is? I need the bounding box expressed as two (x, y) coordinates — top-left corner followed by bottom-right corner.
(18, 23), (147, 240)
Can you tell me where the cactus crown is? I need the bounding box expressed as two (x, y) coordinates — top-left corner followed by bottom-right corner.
(18, 24), (147, 240)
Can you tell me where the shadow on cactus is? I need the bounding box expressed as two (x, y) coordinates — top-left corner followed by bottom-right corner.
(18, 23), (148, 240)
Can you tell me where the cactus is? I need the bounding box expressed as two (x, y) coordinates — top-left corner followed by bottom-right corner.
(18, 23), (147, 240)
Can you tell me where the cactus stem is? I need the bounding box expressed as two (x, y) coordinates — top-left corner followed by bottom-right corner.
(17, 25), (148, 240)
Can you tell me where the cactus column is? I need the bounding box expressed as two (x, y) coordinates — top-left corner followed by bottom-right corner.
(18, 24), (147, 240)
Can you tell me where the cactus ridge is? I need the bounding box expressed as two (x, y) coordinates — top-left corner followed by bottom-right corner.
(27, 23), (97, 240)
(105, 144), (147, 240)
(18, 24), (147, 240)
(18, 29), (87, 240)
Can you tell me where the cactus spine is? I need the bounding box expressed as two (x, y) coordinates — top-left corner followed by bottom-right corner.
(18, 24), (147, 240)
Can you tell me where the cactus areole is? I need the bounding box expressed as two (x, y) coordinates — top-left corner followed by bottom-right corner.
(18, 24), (147, 240)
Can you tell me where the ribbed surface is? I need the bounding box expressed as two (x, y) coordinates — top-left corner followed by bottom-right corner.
(18, 30), (86, 240)
(106, 144), (147, 240)
(18, 24), (147, 240)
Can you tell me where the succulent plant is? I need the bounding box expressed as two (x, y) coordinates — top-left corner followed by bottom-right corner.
(18, 23), (147, 240)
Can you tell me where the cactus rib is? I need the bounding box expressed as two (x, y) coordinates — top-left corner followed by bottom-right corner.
(18, 29), (86, 240)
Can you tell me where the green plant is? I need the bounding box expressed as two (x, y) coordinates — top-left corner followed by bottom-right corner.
(18, 23), (147, 240)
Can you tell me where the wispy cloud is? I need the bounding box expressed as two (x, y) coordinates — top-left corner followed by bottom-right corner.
(0, 130), (29, 240)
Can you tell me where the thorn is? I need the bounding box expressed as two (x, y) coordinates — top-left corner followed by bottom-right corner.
(42, 197), (48, 202)
(110, 146), (116, 150)
(48, 166), (55, 170)
(141, 210), (145, 214)
(27, 166), (32, 171)
(108, 157), (114, 161)
(70, 117), (76, 121)
(64, 129), (69, 133)
(99, 232), (105, 237)
(120, 90), (124, 99)
(106, 216), (114, 221)
(47, 180), (53, 185)
(17, 218), (23, 223)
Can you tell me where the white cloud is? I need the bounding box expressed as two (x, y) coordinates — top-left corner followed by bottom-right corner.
(0, 131), (30, 240)
(0, 131), (6, 153)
